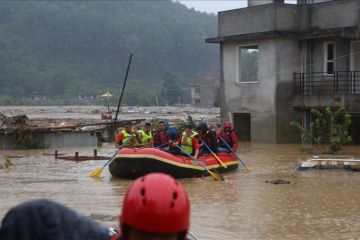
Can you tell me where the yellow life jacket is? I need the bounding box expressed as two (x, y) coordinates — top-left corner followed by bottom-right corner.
(137, 129), (152, 143)
(121, 130), (136, 147)
(181, 131), (198, 155)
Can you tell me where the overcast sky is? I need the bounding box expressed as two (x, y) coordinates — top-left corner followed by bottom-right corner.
(179, 0), (297, 14)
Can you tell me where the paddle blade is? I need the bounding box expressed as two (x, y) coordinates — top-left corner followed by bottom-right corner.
(245, 167), (253, 173)
(90, 166), (104, 177)
(212, 169), (225, 181)
(209, 170), (220, 181)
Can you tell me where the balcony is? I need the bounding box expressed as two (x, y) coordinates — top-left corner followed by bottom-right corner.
(294, 71), (360, 95)
(293, 71), (360, 109)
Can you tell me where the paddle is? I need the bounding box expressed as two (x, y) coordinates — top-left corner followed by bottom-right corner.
(187, 231), (199, 240)
(155, 142), (170, 149)
(90, 151), (119, 178)
(219, 135), (252, 173)
(199, 137), (227, 168)
(175, 145), (223, 181)
(90, 135), (134, 177)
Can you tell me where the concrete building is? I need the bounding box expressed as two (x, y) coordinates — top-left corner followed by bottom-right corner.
(206, 0), (360, 143)
(190, 73), (220, 107)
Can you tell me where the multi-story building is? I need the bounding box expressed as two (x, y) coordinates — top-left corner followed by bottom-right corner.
(190, 73), (220, 107)
(207, 0), (360, 143)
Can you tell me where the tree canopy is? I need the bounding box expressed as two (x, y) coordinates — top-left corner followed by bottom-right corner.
(0, 1), (218, 105)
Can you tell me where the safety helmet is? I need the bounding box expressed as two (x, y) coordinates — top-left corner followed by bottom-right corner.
(120, 173), (190, 235)
(224, 121), (232, 129)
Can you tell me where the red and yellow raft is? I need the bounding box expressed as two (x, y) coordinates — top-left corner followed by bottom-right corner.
(109, 148), (239, 179)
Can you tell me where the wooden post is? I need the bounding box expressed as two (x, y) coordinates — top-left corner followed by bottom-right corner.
(55, 150), (58, 159)
(94, 149), (97, 157)
(75, 152), (79, 160)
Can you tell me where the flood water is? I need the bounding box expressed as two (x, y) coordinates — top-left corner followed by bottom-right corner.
(1, 143), (360, 239)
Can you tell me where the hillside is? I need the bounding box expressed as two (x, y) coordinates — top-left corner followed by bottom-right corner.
(0, 1), (218, 105)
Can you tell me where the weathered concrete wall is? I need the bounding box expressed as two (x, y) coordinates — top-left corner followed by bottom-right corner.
(218, 4), (299, 37)
(218, 0), (359, 37)
(298, 0), (340, 4)
(275, 39), (301, 143)
(248, 0), (284, 7)
(216, 0), (360, 143)
(220, 39), (278, 142)
(309, 1), (359, 30)
(310, 38), (351, 73)
(292, 95), (360, 109)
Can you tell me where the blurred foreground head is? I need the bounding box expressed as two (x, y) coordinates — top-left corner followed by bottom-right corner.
(120, 173), (190, 240)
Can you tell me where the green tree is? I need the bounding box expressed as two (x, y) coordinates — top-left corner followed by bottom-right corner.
(290, 107), (352, 155)
(0, 1), (218, 105)
(160, 72), (182, 106)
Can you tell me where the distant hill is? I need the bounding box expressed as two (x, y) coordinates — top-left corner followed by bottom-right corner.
(0, 1), (218, 105)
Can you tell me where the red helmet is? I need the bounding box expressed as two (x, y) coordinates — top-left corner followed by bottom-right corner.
(120, 173), (190, 235)
(224, 121), (232, 129)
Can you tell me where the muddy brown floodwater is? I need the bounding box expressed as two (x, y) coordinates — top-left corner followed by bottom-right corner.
(1, 143), (360, 240)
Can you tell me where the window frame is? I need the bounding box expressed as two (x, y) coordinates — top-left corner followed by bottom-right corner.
(236, 45), (259, 84)
(323, 42), (335, 75)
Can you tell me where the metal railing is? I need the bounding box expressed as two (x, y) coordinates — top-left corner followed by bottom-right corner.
(294, 71), (360, 95)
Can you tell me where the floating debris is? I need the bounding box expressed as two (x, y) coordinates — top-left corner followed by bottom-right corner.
(265, 179), (290, 185)
(20, 179), (78, 184)
(296, 155), (360, 171)
(0, 157), (13, 170)
(4, 155), (24, 158)
(55, 149), (109, 161)
(42, 152), (65, 156)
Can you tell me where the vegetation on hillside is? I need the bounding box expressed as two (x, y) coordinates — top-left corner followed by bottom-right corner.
(0, 1), (218, 105)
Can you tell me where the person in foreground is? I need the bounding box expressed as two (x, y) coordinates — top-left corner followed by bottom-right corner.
(0, 173), (191, 240)
(112, 173), (190, 240)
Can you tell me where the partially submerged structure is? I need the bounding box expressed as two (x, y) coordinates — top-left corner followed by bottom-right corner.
(0, 113), (144, 150)
(207, 0), (360, 143)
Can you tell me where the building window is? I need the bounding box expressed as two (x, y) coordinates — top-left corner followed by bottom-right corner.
(237, 45), (258, 83)
(195, 99), (201, 104)
(324, 42), (335, 75)
(195, 87), (200, 93)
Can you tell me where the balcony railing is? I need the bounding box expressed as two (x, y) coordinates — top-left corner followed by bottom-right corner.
(294, 71), (360, 95)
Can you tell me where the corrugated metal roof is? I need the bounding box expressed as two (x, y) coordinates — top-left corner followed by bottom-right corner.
(0, 132), (99, 150)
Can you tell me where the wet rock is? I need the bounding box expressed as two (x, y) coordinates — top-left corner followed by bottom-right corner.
(265, 179), (290, 185)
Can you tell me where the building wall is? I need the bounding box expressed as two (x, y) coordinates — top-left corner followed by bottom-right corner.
(310, 38), (351, 73)
(190, 85), (201, 105)
(191, 75), (219, 107)
(248, 0), (284, 7)
(219, 0), (359, 37)
(298, 0), (347, 5)
(275, 38), (302, 143)
(221, 39), (278, 142)
(217, 0), (360, 143)
(308, 1), (359, 30)
(218, 4), (299, 37)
